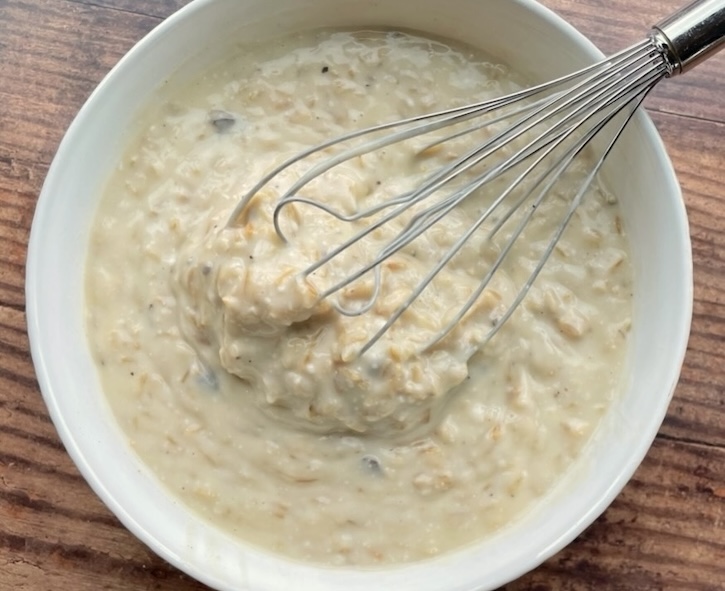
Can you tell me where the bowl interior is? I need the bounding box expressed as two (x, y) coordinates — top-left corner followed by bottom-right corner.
(26, 0), (692, 590)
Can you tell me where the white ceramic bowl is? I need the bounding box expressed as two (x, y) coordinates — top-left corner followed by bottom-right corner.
(26, 0), (692, 589)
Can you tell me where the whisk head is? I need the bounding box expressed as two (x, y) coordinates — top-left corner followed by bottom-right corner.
(227, 37), (670, 355)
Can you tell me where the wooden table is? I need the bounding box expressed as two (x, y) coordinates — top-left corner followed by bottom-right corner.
(1, 0), (723, 589)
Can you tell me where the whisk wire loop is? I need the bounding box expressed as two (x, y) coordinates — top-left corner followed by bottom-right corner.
(227, 0), (725, 355)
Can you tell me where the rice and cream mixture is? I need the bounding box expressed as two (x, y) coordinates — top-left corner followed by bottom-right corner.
(86, 30), (633, 565)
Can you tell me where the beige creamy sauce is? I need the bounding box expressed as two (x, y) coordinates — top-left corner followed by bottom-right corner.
(86, 30), (633, 566)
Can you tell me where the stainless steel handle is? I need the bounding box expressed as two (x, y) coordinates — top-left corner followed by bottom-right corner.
(652, 0), (725, 75)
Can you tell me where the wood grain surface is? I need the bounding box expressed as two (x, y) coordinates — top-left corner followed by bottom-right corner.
(1, 0), (723, 589)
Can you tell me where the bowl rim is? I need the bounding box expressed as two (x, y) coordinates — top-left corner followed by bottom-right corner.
(25, 0), (693, 589)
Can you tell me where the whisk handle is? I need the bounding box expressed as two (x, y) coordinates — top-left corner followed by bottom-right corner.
(652, 0), (725, 74)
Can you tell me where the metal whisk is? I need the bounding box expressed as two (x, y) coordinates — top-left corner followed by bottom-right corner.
(228, 0), (724, 355)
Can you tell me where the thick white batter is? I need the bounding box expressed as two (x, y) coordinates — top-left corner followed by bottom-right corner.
(86, 30), (633, 565)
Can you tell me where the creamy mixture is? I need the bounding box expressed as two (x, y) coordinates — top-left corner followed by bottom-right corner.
(86, 30), (633, 565)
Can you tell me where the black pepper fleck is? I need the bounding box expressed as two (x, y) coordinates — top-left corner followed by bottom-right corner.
(321, 66), (329, 73)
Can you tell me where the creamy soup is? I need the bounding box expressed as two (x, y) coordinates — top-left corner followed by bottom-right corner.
(85, 30), (633, 566)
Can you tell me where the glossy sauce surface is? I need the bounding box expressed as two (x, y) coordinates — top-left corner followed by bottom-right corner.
(85, 30), (633, 565)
